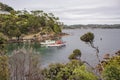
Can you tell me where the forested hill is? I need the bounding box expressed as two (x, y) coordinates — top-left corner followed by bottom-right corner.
(0, 2), (62, 39)
(0, 2), (14, 12)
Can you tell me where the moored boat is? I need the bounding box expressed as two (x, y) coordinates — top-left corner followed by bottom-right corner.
(40, 40), (56, 45)
(47, 40), (66, 47)
(40, 40), (66, 47)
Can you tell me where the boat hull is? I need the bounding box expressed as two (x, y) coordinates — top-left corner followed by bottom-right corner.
(47, 43), (65, 47)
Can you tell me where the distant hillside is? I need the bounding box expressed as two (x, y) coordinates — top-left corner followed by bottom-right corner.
(64, 24), (120, 29)
(0, 2), (14, 12)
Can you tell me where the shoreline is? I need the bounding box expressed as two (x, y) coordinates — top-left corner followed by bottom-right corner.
(8, 32), (70, 43)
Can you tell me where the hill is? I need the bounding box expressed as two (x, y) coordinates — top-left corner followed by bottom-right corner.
(0, 2), (62, 40)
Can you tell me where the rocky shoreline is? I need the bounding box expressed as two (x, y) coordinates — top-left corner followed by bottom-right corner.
(8, 32), (69, 43)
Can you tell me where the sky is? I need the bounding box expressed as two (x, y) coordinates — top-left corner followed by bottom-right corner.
(1, 0), (120, 25)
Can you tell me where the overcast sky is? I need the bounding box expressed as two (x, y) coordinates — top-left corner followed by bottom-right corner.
(1, 0), (120, 25)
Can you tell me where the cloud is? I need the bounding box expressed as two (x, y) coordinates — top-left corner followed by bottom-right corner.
(1, 0), (120, 24)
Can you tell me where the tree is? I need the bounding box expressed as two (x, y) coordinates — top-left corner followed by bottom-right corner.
(0, 6), (62, 40)
(0, 55), (9, 80)
(0, 33), (9, 80)
(9, 48), (43, 80)
(68, 49), (81, 60)
(80, 32), (94, 43)
(53, 24), (61, 34)
(80, 32), (104, 80)
(0, 33), (7, 55)
(42, 60), (97, 80)
(70, 65), (97, 80)
(80, 32), (102, 68)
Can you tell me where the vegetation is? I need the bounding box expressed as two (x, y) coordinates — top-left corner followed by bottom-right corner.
(9, 48), (43, 80)
(0, 2), (14, 12)
(0, 33), (9, 80)
(42, 59), (97, 80)
(0, 32), (7, 55)
(64, 24), (120, 29)
(80, 32), (101, 64)
(68, 49), (81, 60)
(0, 2), (62, 40)
(0, 55), (9, 80)
(0, 10), (62, 39)
(80, 32), (94, 43)
(102, 52), (120, 80)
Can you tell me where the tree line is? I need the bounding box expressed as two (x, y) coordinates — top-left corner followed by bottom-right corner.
(64, 24), (120, 29)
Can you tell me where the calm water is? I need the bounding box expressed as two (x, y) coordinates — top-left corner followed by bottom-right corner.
(7, 29), (120, 66)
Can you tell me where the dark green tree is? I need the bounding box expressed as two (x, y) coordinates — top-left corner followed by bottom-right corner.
(68, 49), (81, 60)
(0, 33), (7, 55)
(42, 60), (97, 80)
(80, 32), (102, 67)
(0, 33), (9, 80)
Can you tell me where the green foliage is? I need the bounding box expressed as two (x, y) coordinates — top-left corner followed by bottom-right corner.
(66, 60), (83, 69)
(73, 49), (81, 57)
(70, 65), (97, 80)
(0, 11), (62, 38)
(102, 55), (120, 80)
(53, 24), (61, 34)
(0, 2), (14, 12)
(0, 55), (9, 80)
(0, 33), (7, 44)
(68, 49), (81, 60)
(42, 60), (97, 80)
(0, 2), (62, 39)
(80, 32), (94, 43)
(42, 63), (65, 80)
(0, 33), (7, 55)
(69, 53), (77, 60)
(0, 33), (9, 80)
(102, 64), (120, 80)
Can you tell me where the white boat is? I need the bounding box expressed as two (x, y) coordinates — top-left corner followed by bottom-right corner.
(40, 40), (55, 45)
(47, 40), (66, 47)
(47, 43), (66, 47)
(41, 40), (66, 47)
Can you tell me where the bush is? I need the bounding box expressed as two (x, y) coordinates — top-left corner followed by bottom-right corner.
(102, 55), (120, 80)
(42, 60), (97, 80)
(68, 49), (81, 60)
(0, 55), (9, 80)
(80, 32), (94, 43)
